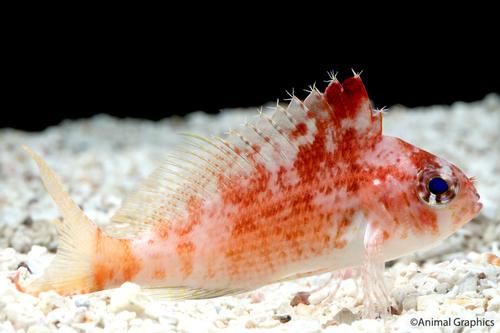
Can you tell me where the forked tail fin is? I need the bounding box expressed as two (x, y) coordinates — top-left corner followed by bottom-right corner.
(20, 146), (99, 295)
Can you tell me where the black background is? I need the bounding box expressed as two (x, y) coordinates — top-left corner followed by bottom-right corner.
(3, 15), (499, 131)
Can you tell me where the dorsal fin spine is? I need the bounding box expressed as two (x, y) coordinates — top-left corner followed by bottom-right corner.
(242, 123), (273, 163)
(175, 151), (222, 180)
(179, 133), (242, 171)
(180, 139), (233, 176)
(231, 128), (270, 163)
(156, 165), (207, 199)
(246, 121), (278, 152)
(173, 153), (227, 191)
(277, 105), (297, 126)
(177, 138), (236, 189)
(261, 112), (297, 158)
(189, 133), (252, 173)
(214, 136), (254, 171)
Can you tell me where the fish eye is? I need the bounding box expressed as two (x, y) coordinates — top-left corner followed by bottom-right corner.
(428, 177), (449, 195)
(417, 167), (458, 206)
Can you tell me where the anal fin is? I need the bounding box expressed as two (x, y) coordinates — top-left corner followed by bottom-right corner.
(141, 286), (249, 301)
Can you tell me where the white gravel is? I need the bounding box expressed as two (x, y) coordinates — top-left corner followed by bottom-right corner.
(0, 93), (499, 332)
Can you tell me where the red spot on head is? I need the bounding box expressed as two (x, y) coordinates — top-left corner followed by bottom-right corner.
(416, 206), (438, 233)
(397, 140), (440, 171)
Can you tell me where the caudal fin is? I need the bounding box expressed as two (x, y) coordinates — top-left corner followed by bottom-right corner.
(21, 146), (98, 296)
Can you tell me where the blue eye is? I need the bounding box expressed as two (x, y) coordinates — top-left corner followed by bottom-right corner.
(417, 167), (458, 206)
(428, 177), (449, 195)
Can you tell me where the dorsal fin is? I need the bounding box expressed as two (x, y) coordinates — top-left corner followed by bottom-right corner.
(107, 75), (381, 238)
(324, 75), (382, 141)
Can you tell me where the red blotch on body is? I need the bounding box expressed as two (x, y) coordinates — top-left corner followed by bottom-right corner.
(204, 265), (216, 279)
(176, 241), (195, 278)
(290, 122), (308, 139)
(176, 196), (202, 236)
(247, 144), (262, 161)
(93, 230), (142, 290)
(153, 267), (166, 280)
(157, 224), (169, 240)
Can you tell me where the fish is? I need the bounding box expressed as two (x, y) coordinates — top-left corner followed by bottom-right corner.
(15, 73), (482, 318)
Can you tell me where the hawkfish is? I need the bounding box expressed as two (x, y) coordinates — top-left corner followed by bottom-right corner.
(15, 73), (482, 318)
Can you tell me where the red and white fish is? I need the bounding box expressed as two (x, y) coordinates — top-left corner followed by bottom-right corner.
(16, 73), (482, 317)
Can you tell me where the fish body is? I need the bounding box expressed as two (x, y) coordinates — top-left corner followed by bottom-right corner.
(18, 74), (482, 316)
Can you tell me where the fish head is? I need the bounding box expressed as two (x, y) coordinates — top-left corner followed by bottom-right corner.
(411, 146), (482, 236)
(367, 136), (482, 249)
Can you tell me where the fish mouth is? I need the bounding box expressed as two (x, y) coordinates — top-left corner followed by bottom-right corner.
(473, 191), (482, 215)
(474, 201), (483, 215)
